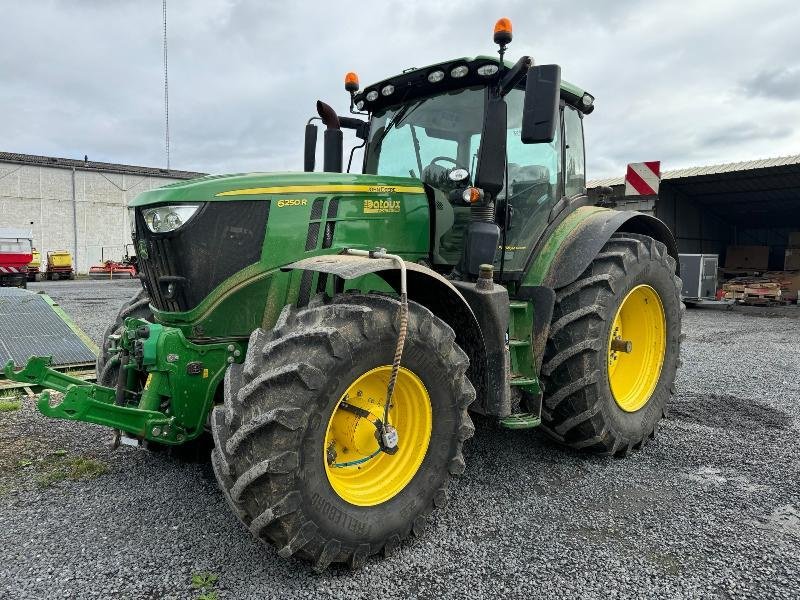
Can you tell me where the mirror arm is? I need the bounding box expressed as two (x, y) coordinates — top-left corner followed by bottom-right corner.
(339, 116), (369, 140)
(499, 56), (532, 97)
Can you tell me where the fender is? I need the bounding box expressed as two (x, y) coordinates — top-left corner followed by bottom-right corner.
(522, 206), (679, 376)
(525, 207), (679, 290)
(285, 255), (491, 414)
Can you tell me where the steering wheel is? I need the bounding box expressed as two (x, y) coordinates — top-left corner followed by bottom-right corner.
(427, 156), (471, 184)
(430, 156), (465, 169)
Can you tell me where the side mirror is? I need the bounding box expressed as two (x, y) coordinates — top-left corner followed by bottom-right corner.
(521, 64), (561, 144)
(474, 91), (507, 198)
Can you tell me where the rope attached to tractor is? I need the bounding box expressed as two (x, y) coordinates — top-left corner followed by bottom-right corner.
(343, 248), (406, 454)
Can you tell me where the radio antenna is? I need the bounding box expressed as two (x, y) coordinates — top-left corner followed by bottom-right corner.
(162, 0), (170, 170)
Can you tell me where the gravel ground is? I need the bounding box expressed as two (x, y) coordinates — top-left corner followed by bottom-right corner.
(1, 279), (799, 599)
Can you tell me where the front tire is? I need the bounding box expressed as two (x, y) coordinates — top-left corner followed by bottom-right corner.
(211, 293), (475, 570)
(96, 288), (152, 386)
(539, 233), (682, 455)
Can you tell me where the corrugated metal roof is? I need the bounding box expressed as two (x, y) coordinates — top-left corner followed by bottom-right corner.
(0, 151), (205, 179)
(587, 154), (800, 188)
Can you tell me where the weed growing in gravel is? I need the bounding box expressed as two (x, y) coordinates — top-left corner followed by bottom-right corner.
(35, 455), (108, 488)
(0, 399), (21, 412)
(192, 571), (219, 599)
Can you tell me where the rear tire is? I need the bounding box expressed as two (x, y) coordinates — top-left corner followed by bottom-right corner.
(539, 233), (682, 455)
(211, 293), (475, 570)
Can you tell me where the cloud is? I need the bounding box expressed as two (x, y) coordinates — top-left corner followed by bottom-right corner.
(0, 0), (799, 181)
(741, 67), (800, 101)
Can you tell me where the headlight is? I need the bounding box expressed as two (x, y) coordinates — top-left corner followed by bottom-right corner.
(450, 65), (469, 78)
(142, 204), (201, 233)
(477, 64), (499, 77)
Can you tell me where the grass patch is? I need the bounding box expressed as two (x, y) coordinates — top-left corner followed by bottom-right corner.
(192, 571), (219, 599)
(35, 455), (108, 488)
(0, 399), (21, 412)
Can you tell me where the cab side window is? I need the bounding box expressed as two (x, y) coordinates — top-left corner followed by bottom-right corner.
(563, 106), (586, 198)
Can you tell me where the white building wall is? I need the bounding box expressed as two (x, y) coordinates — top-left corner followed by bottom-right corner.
(0, 162), (190, 273)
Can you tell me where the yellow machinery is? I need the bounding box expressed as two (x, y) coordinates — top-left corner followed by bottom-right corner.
(27, 249), (41, 281)
(45, 250), (75, 280)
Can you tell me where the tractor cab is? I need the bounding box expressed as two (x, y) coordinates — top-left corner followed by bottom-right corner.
(306, 21), (596, 280)
(358, 61), (593, 274)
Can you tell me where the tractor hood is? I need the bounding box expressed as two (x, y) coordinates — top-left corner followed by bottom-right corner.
(129, 170), (432, 331)
(130, 172), (425, 207)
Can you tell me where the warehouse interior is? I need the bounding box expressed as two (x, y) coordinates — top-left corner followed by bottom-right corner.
(590, 155), (800, 274)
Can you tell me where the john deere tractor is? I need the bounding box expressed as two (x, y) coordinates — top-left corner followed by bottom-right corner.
(7, 19), (681, 570)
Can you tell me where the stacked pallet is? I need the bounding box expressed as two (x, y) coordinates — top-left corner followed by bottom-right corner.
(722, 272), (800, 305)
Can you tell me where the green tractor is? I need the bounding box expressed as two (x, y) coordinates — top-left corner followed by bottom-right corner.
(7, 19), (682, 570)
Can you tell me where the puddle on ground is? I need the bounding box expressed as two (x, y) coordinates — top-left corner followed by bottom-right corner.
(670, 393), (791, 432)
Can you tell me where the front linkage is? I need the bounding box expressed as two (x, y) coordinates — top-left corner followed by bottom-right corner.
(5, 318), (242, 445)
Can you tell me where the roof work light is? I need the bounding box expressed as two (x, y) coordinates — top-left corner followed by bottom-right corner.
(344, 72), (360, 92)
(493, 18), (512, 46)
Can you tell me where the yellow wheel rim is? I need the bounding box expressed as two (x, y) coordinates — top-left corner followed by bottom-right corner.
(607, 284), (666, 412)
(324, 366), (432, 507)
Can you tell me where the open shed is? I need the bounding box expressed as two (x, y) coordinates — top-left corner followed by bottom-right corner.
(588, 155), (800, 272)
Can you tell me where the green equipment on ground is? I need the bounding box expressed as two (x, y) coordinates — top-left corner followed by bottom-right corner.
(6, 18), (682, 570)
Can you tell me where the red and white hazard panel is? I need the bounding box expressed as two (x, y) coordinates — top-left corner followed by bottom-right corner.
(624, 161), (661, 196)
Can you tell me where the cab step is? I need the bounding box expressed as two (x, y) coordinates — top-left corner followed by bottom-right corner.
(499, 413), (542, 429)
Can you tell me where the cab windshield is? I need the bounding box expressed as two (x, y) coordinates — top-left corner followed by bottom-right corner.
(364, 86), (561, 272)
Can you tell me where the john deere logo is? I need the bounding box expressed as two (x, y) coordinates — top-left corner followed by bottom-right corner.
(363, 199), (401, 214)
(368, 186), (397, 193)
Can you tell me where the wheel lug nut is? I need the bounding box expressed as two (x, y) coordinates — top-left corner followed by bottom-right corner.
(610, 338), (633, 353)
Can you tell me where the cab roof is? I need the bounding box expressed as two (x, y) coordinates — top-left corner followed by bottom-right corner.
(354, 55), (593, 115)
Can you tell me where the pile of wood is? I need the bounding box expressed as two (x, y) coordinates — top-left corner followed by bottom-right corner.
(722, 271), (800, 305)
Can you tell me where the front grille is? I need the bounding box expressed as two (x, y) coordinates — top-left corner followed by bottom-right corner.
(135, 201), (270, 312)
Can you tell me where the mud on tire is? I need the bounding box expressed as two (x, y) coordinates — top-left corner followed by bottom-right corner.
(211, 293), (475, 570)
(539, 233), (682, 455)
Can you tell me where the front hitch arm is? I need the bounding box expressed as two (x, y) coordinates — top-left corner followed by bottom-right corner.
(4, 356), (181, 442)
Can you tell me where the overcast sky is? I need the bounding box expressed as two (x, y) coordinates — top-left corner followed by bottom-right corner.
(2, 0), (799, 180)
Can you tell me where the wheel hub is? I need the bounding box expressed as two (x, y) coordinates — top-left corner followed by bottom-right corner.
(607, 284), (666, 412)
(324, 366), (432, 506)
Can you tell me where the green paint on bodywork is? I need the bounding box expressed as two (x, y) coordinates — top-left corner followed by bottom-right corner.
(131, 172), (426, 206)
(523, 206), (610, 287)
(14, 57), (601, 442)
(4, 317), (243, 443)
(136, 172), (431, 338)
